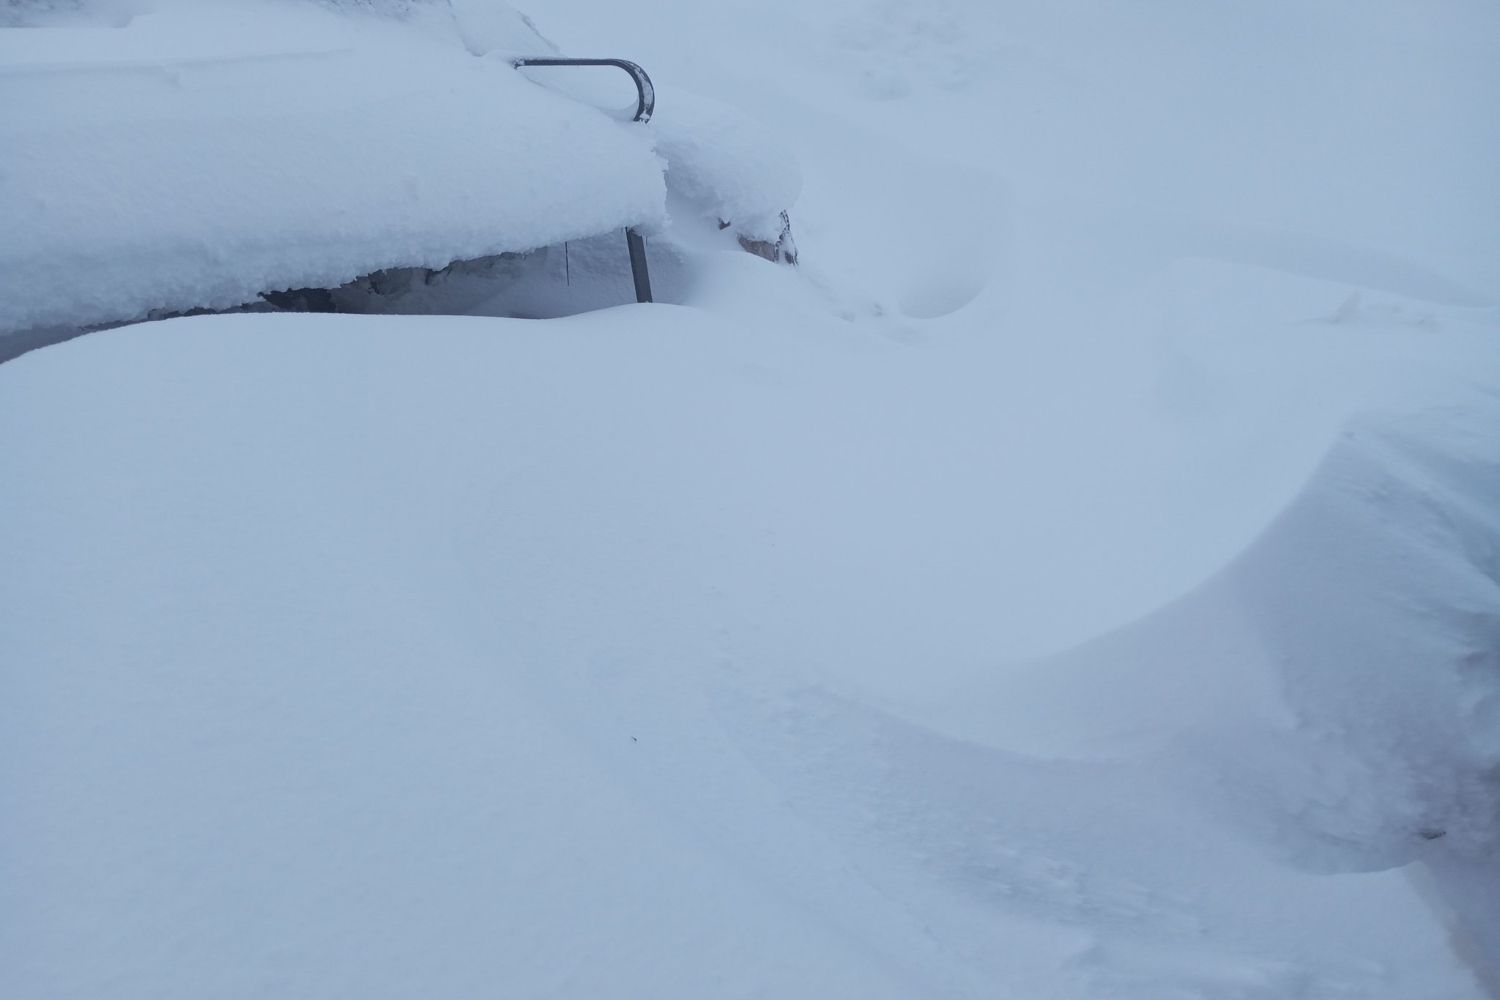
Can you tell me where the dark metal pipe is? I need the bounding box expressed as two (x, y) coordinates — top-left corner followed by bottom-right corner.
(512, 57), (658, 303)
(512, 57), (655, 123)
(626, 228), (653, 304)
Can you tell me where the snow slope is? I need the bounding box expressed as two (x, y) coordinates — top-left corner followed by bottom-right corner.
(4, 304), (1496, 999)
(4, 0), (1500, 997)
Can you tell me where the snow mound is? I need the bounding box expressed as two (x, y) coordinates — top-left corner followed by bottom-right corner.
(652, 88), (802, 236)
(4, 0), (1498, 995)
(931, 394), (1500, 864)
(1222, 405), (1500, 867)
(3, 310), (1492, 999)
(917, 392), (1500, 988)
(0, 0), (665, 336)
(440, 0), (559, 57)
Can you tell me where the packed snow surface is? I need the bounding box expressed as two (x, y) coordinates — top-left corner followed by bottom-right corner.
(4, 0), (1500, 998)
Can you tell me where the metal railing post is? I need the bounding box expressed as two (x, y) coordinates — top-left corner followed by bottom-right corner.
(513, 57), (658, 303)
(511, 57), (655, 123)
(625, 228), (653, 304)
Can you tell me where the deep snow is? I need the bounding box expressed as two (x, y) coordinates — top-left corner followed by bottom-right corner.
(0, 0), (664, 335)
(6, 304), (1496, 999)
(3, 1), (1500, 998)
(0, 0), (804, 340)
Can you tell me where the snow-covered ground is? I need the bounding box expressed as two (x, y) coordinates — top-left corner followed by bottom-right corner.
(4, 1), (1499, 998)
(0, 0), (667, 335)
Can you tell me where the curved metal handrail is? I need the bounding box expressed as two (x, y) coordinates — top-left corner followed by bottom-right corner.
(511, 57), (655, 124)
(509, 56), (657, 302)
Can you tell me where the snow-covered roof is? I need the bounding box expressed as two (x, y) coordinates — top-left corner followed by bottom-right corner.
(0, 0), (667, 335)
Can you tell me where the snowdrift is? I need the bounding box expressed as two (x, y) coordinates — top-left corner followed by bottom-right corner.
(4, 0), (1498, 996)
(3, 311), (1494, 999)
(924, 396), (1500, 856)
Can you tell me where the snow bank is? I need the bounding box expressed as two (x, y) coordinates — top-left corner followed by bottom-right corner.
(5, 0), (1498, 995)
(0, 311), (1015, 1000)
(3, 308), (1493, 1000)
(439, 0), (560, 57)
(652, 88), (801, 236)
(918, 392), (1500, 987)
(1223, 405), (1500, 869)
(927, 394), (1500, 866)
(0, 0), (665, 336)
